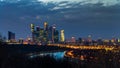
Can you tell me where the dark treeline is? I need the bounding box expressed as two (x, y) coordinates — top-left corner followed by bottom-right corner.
(1, 54), (73, 68)
(0, 45), (69, 68)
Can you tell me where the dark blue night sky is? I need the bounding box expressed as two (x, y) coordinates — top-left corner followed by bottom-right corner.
(0, 0), (120, 40)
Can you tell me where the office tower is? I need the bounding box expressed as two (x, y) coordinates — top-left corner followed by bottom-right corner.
(34, 28), (43, 44)
(48, 26), (53, 43)
(8, 31), (15, 42)
(48, 25), (59, 43)
(30, 22), (59, 45)
(44, 22), (48, 31)
(52, 25), (56, 43)
(54, 30), (59, 43)
(30, 24), (35, 42)
(48, 25), (56, 43)
(88, 35), (92, 42)
(78, 37), (82, 43)
(43, 22), (49, 44)
(111, 37), (116, 43)
(87, 35), (93, 45)
(60, 30), (65, 42)
(43, 31), (48, 43)
(18, 38), (24, 44)
(71, 37), (76, 43)
(30, 24), (35, 32)
(117, 38), (120, 43)
(36, 26), (40, 31)
(40, 28), (48, 45)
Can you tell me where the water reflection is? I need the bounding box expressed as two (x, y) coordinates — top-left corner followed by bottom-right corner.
(27, 51), (66, 60)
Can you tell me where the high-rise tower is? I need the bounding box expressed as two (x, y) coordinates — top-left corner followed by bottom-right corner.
(30, 24), (35, 42)
(60, 30), (65, 42)
(30, 24), (35, 32)
(44, 22), (48, 31)
(8, 31), (15, 42)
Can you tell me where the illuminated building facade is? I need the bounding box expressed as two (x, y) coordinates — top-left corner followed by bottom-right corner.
(30, 24), (35, 42)
(30, 22), (59, 45)
(31, 24), (35, 32)
(117, 38), (120, 43)
(33, 28), (44, 44)
(88, 35), (92, 42)
(48, 25), (59, 43)
(60, 30), (65, 42)
(44, 22), (48, 31)
(44, 22), (49, 43)
(71, 37), (76, 43)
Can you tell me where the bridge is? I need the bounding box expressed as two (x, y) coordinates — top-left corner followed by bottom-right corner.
(48, 44), (116, 51)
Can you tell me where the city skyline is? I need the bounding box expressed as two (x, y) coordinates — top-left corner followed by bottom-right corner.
(1, 0), (120, 40)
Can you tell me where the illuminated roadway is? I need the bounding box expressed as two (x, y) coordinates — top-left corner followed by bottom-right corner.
(48, 44), (116, 51)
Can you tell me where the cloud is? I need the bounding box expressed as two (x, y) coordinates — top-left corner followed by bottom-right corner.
(1, 0), (120, 6)
(38, 0), (120, 7)
(1, 0), (120, 39)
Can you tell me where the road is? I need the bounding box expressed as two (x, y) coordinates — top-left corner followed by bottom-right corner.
(48, 44), (116, 51)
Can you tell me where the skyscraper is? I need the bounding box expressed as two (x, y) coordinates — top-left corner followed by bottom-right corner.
(30, 24), (35, 32)
(30, 24), (35, 42)
(36, 26), (40, 31)
(52, 25), (56, 43)
(88, 35), (92, 42)
(44, 22), (48, 31)
(60, 30), (65, 42)
(8, 31), (15, 42)
(44, 22), (49, 44)
(30, 22), (59, 45)
(48, 26), (53, 43)
(117, 38), (120, 43)
(71, 37), (76, 43)
(48, 25), (56, 43)
(54, 30), (59, 43)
